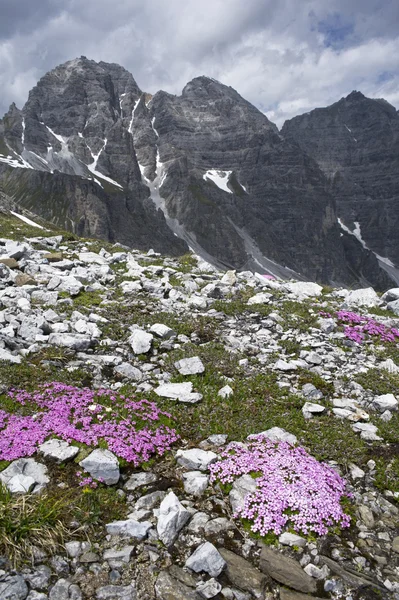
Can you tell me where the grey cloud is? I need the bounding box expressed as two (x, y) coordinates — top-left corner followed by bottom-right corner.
(0, 0), (397, 126)
(0, 0), (65, 39)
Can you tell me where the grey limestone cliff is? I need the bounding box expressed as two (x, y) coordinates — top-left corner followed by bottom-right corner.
(282, 92), (399, 281)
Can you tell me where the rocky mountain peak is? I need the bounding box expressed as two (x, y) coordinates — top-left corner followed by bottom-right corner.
(0, 58), (396, 289)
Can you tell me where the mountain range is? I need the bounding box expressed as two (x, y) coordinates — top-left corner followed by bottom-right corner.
(0, 57), (398, 289)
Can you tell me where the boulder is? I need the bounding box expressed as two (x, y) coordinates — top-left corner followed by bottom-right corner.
(79, 449), (120, 484)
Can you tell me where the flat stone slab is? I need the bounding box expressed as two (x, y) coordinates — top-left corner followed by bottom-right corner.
(218, 548), (268, 598)
(155, 382), (203, 403)
(114, 362), (143, 381)
(249, 427), (297, 445)
(174, 356), (205, 375)
(125, 471), (158, 491)
(48, 333), (92, 351)
(106, 519), (152, 540)
(259, 545), (317, 594)
(185, 542), (226, 578)
(176, 448), (217, 471)
(155, 571), (200, 600)
(150, 323), (176, 339)
(39, 439), (79, 463)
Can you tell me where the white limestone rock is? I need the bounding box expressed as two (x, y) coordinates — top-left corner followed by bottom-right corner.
(182, 471), (209, 496)
(150, 323), (176, 338)
(0, 458), (49, 494)
(157, 491), (191, 546)
(106, 519), (152, 540)
(128, 329), (153, 354)
(185, 542), (226, 577)
(249, 427), (297, 445)
(176, 448), (218, 471)
(79, 449), (120, 485)
(155, 382), (203, 403)
(229, 474), (257, 513)
(174, 356), (205, 375)
(342, 287), (380, 308)
(39, 439), (79, 463)
(373, 394), (398, 412)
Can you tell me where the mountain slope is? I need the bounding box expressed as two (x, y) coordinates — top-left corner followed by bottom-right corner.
(0, 58), (393, 289)
(282, 92), (399, 279)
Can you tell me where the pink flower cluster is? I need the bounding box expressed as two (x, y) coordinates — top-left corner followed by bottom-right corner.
(0, 382), (179, 464)
(336, 310), (399, 344)
(209, 436), (351, 537)
(76, 471), (99, 488)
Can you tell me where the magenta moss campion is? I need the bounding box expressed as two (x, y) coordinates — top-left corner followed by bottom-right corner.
(320, 310), (399, 344)
(209, 436), (351, 537)
(0, 382), (179, 464)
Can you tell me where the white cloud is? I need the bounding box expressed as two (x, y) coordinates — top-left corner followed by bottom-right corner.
(0, 0), (397, 126)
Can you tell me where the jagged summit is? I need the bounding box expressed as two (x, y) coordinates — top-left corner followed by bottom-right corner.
(0, 57), (396, 289)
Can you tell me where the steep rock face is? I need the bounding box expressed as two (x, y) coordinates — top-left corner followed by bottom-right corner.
(0, 60), (393, 288)
(0, 58), (187, 256)
(141, 77), (391, 286)
(282, 92), (399, 272)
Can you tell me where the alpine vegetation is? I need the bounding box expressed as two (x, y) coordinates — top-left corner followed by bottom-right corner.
(1, 208), (399, 597)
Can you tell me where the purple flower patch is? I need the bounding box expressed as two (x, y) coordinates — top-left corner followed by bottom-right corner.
(0, 382), (179, 464)
(210, 436), (351, 537)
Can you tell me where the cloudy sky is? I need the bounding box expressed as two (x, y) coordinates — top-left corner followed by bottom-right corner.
(1, 0), (398, 127)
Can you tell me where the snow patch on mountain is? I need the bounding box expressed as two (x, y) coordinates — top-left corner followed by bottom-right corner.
(10, 211), (45, 229)
(203, 170), (233, 194)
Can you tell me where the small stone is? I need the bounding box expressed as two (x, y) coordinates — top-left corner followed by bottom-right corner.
(174, 356), (205, 375)
(176, 448), (217, 471)
(279, 532), (307, 547)
(358, 505), (375, 528)
(303, 563), (329, 579)
(218, 385), (233, 398)
(302, 402), (326, 419)
(125, 472), (157, 491)
(79, 449), (120, 485)
(0, 257), (19, 268)
(155, 382), (203, 403)
(196, 578), (222, 598)
(185, 542), (226, 577)
(0, 458), (49, 494)
(114, 363), (143, 381)
(247, 292), (271, 305)
(0, 575), (29, 599)
(249, 427), (297, 445)
(65, 541), (91, 558)
(39, 439), (79, 463)
(274, 359), (298, 371)
(349, 464), (365, 479)
(392, 536), (399, 553)
(157, 491), (191, 546)
(106, 519), (152, 540)
(373, 393), (398, 412)
(183, 471), (209, 496)
(229, 474), (257, 513)
(128, 329), (153, 354)
(204, 517), (235, 536)
(149, 323), (176, 338)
